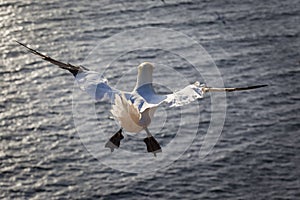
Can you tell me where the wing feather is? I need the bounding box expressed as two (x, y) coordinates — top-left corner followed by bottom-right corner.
(16, 41), (127, 102)
(138, 82), (267, 109)
(16, 41), (84, 76)
(164, 81), (204, 107)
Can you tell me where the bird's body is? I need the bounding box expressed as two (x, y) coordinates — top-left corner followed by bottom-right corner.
(111, 93), (155, 133)
(110, 62), (157, 133)
(74, 61), (205, 135)
(17, 41), (267, 156)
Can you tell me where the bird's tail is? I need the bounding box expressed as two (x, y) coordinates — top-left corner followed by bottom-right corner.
(110, 93), (143, 133)
(203, 84), (268, 93)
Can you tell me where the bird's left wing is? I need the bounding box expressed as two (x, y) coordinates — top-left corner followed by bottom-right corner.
(75, 70), (126, 102)
(17, 41), (126, 102)
(16, 41), (86, 76)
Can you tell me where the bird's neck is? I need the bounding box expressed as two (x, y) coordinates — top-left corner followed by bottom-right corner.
(134, 68), (153, 89)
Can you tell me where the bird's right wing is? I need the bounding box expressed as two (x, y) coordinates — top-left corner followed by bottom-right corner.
(203, 84), (268, 92)
(128, 81), (205, 112)
(163, 82), (268, 107)
(163, 81), (205, 107)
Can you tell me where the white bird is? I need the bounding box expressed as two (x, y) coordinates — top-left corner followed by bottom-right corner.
(17, 41), (267, 156)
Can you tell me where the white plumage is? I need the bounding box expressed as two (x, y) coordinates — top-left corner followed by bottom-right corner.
(17, 41), (267, 156)
(75, 62), (204, 134)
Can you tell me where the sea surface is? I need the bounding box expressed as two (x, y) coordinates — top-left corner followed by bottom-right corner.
(1, 0), (300, 199)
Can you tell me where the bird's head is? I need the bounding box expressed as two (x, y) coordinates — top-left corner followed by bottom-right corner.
(137, 62), (154, 74)
(135, 62), (154, 88)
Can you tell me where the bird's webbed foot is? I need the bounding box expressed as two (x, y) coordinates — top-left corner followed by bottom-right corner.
(105, 128), (124, 152)
(144, 136), (162, 157)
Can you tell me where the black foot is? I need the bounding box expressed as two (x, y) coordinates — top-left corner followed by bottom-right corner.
(105, 129), (124, 152)
(144, 136), (162, 157)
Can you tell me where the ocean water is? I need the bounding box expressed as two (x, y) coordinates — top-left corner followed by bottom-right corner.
(1, 0), (300, 199)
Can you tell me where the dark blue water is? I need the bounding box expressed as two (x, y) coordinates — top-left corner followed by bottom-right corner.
(1, 0), (300, 199)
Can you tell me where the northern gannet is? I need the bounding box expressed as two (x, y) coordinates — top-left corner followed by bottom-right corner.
(17, 41), (267, 156)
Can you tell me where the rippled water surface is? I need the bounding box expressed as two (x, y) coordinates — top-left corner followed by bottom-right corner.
(1, 0), (300, 199)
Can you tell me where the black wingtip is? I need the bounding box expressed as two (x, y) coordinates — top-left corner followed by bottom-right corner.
(16, 40), (46, 58)
(15, 40), (29, 49)
(232, 84), (268, 91)
(16, 40), (85, 77)
(16, 40), (28, 49)
(246, 84), (268, 90)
